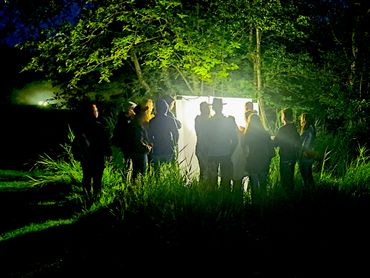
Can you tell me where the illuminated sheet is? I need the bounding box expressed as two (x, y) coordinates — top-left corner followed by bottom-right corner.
(175, 95), (258, 176)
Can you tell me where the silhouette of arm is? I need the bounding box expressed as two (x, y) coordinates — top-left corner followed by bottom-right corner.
(302, 129), (314, 152)
(147, 120), (155, 145)
(194, 116), (200, 138)
(229, 117), (238, 153)
(134, 126), (151, 153)
(169, 111), (182, 129)
(273, 128), (282, 148)
(170, 118), (179, 144)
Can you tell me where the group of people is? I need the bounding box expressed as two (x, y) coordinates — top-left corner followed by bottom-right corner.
(73, 96), (181, 201)
(195, 98), (316, 203)
(111, 96), (181, 178)
(72, 96), (316, 204)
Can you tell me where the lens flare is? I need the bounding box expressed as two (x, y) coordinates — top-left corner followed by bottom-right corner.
(11, 81), (55, 106)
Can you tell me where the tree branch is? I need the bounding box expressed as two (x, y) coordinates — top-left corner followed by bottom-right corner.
(130, 49), (151, 92)
(172, 65), (195, 95)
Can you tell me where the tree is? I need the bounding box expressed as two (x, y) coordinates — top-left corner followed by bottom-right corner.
(21, 0), (240, 103)
(212, 0), (309, 127)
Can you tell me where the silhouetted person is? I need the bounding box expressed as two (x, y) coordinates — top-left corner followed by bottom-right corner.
(148, 100), (179, 163)
(274, 108), (301, 195)
(242, 114), (274, 204)
(164, 95), (182, 129)
(195, 101), (211, 183)
(207, 98), (238, 189)
(126, 104), (152, 179)
(73, 103), (111, 202)
(299, 113), (316, 188)
(233, 105), (258, 190)
(112, 101), (136, 160)
(245, 101), (257, 121)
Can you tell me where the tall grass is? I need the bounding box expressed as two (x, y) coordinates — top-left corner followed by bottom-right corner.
(340, 147), (370, 192)
(109, 162), (246, 223)
(30, 128), (124, 209)
(31, 126), (370, 223)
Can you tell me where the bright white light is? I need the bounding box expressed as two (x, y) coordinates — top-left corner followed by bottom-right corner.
(175, 96), (258, 176)
(37, 100), (49, 106)
(11, 81), (56, 106)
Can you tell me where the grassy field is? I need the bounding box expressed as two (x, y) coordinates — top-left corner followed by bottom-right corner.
(0, 143), (370, 277)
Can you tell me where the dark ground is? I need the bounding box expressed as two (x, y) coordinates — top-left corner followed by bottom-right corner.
(0, 176), (369, 277)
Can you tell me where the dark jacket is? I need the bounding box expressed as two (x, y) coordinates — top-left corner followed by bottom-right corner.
(243, 129), (274, 173)
(73, 119), (111, 163)
(195, 115), (210, 156)
(274, 123), (301, 162)
(148, 100), (179, 158)
(207, 114), (238, 157)
(112, 111), (132, 156)
(126, 120), (151, 157)
(300, 125), (316, 163)
(168, 110), (182, 129)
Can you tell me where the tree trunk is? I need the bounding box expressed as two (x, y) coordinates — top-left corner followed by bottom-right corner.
(349, 26), (357, 87)
(255, 28), (269, 129)
(249, 27), (254, 52)
(130, 49), (151, 92)
(173, 65), (194, 95)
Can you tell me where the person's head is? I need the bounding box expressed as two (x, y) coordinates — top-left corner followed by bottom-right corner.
(199, 101), (210, 117)
(246, 114), (264, 133)
(91, 104), (99, 119)
(141, 98), (154, 123)
(212, 98), (225, 114)
(125, 101), (137, 118)
(155, 99), (169, 115)
(281, 108), (294, 125)
(133, 104), (149, 125)
(164, 95), (175, 111)
(80, 102), (99, 121)
(245, 101), (254, 112)
(300, 113), (314, 132)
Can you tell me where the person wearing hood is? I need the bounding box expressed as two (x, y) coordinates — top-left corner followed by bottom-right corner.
(148, 99), (179, 163)
(164, 95), (182, 129)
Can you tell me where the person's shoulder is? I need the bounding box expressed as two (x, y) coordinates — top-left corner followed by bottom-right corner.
(308, 126), (316, 134)
(95, 120), (105, 129)
(261, 129), (270, 138)
(167, 116), (178, 124)
(281, 123), (297, 132)
(149, 116), (157, 123)
(226, 115), (236, 124)
(276, 124), (288, 137)
(280, 124), (289, 130)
